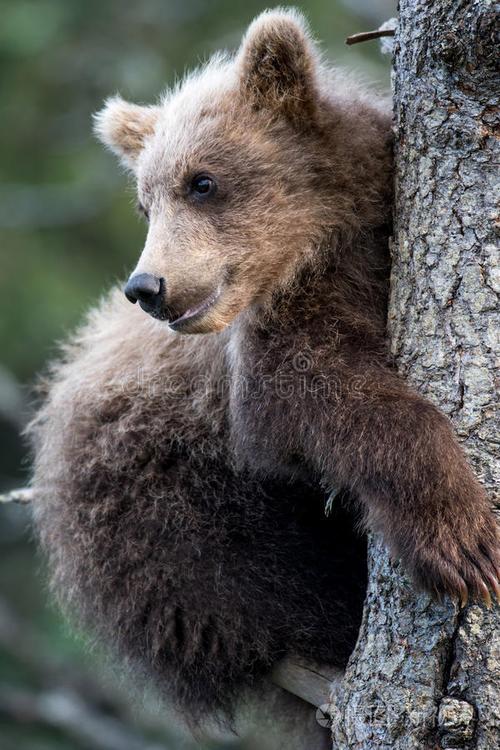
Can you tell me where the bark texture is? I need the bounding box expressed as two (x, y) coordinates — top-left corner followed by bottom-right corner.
(330, 2), (499, 748)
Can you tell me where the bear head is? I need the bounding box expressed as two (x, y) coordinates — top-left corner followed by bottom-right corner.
(94, 10), (377, 333)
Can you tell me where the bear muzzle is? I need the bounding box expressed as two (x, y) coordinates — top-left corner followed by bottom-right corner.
(124, 273), (222, 331)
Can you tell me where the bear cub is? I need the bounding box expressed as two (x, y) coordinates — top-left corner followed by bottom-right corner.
(30, 7), (499, 734)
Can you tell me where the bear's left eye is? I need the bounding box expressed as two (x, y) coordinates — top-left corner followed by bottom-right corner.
(189, 174), (217, 200)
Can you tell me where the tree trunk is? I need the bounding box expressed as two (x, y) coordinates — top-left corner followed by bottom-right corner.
(330, 2), (499, 748)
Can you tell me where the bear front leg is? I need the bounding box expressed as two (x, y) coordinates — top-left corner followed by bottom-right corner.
(303, 363), (500, 605)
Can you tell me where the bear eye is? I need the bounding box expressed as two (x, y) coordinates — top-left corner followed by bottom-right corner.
(189, 174), (217, 200)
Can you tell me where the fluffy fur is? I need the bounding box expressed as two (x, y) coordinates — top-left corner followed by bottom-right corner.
(29, 7), (499, 739)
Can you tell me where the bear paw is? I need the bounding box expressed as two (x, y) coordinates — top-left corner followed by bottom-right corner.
(409, 511), (500, 608)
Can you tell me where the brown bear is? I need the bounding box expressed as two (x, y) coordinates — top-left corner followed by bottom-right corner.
(29, 7), (499, 746)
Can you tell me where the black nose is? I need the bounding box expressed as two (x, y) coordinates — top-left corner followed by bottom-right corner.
(124, 273), (161, 304)
(124, 273), (165, 316)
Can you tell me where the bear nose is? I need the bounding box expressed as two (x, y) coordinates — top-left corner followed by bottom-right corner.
(124, 273), (163, 305)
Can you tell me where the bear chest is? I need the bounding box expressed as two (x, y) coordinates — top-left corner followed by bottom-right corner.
(226, 329), (315, 479)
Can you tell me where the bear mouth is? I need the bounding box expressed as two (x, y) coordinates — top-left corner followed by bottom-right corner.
(168, 288), (221, 332)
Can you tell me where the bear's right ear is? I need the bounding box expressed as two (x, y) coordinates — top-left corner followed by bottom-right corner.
(237, 10), (320, 127)
(93, 96), (160, 169)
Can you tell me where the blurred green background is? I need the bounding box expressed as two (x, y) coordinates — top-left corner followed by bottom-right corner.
(0, 1), (394, 748)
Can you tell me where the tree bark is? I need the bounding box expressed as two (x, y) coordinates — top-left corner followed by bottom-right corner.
(330, 2), (499, 748)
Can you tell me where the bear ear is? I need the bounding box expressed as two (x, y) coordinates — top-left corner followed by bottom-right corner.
(93, 96), (160, 169)
(237, 10), (319, 126)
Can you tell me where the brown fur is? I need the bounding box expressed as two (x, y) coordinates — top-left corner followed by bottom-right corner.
(93, 97), (160, 169)
(29, 7), (499, 733)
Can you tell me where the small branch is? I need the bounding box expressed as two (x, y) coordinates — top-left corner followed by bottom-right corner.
(346, 28), (395, 46)
(272, 657), (341, 707)
(0, 487), (33, 504)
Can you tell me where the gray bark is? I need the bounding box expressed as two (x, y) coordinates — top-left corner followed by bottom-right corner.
(330, 2), (499, 748)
